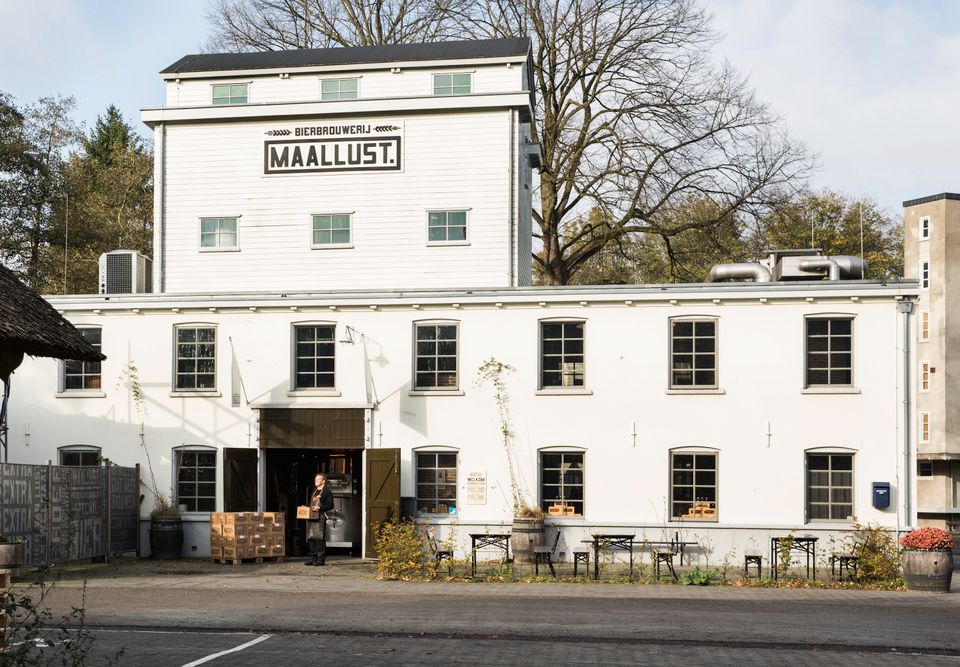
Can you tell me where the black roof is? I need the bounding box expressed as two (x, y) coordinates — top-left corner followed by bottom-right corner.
(902, 192), (960, 207)
(162, 38), (530, 75)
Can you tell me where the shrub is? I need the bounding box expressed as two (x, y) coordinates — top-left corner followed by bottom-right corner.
(848, 522), (900, 582)
(899, 527), (954, 551)
(374, 520), (436, 580)
(680, 566), (715, 586)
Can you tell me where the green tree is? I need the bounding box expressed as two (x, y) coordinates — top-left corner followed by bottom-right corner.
(82, 104), (143, 166)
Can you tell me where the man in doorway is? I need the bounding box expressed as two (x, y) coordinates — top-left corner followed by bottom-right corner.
(306, 473), (335, 566)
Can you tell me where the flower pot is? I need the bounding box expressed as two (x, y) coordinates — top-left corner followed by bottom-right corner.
(0, 543), (25, 567)
(901, 549), (953, 593)
(511, 517), (544, 564)
(149, 517), (184, 560)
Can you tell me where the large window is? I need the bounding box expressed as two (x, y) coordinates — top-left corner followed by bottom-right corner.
(62, 327), (102, 391)
(414, 322), (458, 390)
(312, 214), (351, 247)
(58, 445), (101, 467)
(805, 317), (853, 387)
(416, 452), (457, 514)
(175, 448), (216, 512)
(294, 325), (336, 389)
(427, 211), (467, 243)
(212, 83), (248, 104)
(670, 451), (717, 520)
(540, 321), (584, 388)
(806, 453), (853, 521)
(174, 325), (216, 391)
(432, 73), (471, 95)
(200, 217), (238, 249)
(321, 78), (358, 100)
(540, 451), (584, 516)
(670, 319), (717, 388)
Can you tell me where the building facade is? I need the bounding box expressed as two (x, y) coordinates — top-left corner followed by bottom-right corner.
(5, 39), (924, 563)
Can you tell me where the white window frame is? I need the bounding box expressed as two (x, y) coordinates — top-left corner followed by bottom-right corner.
(668, 316), (719, 390)
(173, 323), (218, 394)
(803, 315), (855, 389)
(173, 445), (217, 514)
(539, 448), (585, 517)
(920, 259), (930, 290)
(319, 77), (360, 101)
(412, 320), (460, 393)
(805, 449), (855, 523)
(198, 216), (240, 252)
(290, 322), (338, 394)
(432, 72), (473, 96)
(538, 318), (587, 392)
(58, 445), (102, 467)
(919, 310), (930, 342)
(919, 411), (930, 444)
(920, 360), (931, 393)
(919, 215), (931, 241)
(211, 82), (250, 105)
(669, 448), (719, 522)
(59, 326), (103, 395)
(310, 213), (353, 249)
(414, 449), (459, 515)
(426, 209), (469, 246)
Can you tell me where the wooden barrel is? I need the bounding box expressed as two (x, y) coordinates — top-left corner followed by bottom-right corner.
(149, 517), (184, 559)
(511, 518), (544, 564)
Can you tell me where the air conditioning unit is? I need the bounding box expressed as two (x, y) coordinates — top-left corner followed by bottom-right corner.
(98, 250), (152, 294)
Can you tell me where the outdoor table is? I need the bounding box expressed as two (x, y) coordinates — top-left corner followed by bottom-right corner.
(644, 540), (698, 565)
(470, 533), (511, 577)
(770, 536), (818, 580)
(589, 533), (636, 580)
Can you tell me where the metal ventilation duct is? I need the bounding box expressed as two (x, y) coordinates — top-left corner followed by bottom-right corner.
(707, 263), (773, 283)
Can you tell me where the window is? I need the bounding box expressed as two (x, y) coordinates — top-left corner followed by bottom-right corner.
(416, 452), (457, 514)
(920, 310), (930, 342)
(414, 322), (458, 390)
(200, 217), (238, 249)
(540, 321), (585, 388)
(919, 216), (931, 241)
(670, 451), (717, 520)
(175, 448), (216, 512)
(427, 211), (467, 243)
(433, 73), (471, 95)
(540, 451), (584, 515)
(58, 445), (101, 467)
(918, 460), (933, 477)
(920, 361), (930, 392)
(294, 325), (335, 389)
(174, 325), (216, 391)
(321, 78), (358, 100)
(919, 412), (930, 443)
(806, 453), (853, 521)
(920, 259), (930, 290)
(311, 214), (351, 247)
(670, 319), (717, 388)
(62, 327), (102, 390)
(805, 317), (853, 387)
(212, 83), (248, 105)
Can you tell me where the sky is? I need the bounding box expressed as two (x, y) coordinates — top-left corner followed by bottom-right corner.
(0, 0), (957, 214)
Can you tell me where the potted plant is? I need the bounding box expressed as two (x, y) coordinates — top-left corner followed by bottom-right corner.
(0, 535), (25, 568)
(899, 527), (954, 592)
(149, 493), (184, 560)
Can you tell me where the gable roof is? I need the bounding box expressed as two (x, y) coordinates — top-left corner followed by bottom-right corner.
(0, 265), (105, 363)
(161, 37), (531, 75)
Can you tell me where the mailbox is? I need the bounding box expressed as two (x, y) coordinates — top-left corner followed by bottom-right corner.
(872, 482), (891, 509)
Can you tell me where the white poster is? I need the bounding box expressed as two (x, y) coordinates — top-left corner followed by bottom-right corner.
(466, 470), (487, 505)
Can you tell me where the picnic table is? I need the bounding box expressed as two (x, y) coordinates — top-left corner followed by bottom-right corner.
(470, 533), (511, 577)
(770, 536), (818, 580)
(587, 533), (636, 580)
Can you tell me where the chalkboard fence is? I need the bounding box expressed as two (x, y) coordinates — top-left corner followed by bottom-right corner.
(0, 461), (140, 566)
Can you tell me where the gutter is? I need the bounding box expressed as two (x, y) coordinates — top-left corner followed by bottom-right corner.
(899, 299), (914, 526)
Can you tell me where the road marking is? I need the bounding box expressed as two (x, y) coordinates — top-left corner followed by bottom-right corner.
(181, 634), (271, 666)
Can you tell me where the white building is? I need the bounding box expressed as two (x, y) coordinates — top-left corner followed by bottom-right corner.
(5, 39), (921, 565)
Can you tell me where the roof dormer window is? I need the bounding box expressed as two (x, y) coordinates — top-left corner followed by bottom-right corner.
(321, 78), (358, 101)
(433, 73), (471, 96)
(212, 83), (248, 105)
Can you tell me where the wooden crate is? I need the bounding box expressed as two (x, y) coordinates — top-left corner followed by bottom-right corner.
(212, 512), (286, 562)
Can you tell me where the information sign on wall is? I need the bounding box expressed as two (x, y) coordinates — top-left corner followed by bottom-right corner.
(466, 470), (487, 505)
(263, 122), (403, 174)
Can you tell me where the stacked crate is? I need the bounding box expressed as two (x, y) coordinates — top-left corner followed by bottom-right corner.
(211, 512), (285, 562)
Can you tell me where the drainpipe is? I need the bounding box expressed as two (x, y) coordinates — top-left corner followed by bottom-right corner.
(899, 299), (914, 528)
(157, 122), (166, 293)
(508, 109), (515, 286)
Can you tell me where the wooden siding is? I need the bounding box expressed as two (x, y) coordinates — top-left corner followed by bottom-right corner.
(259, 408), (364, 449)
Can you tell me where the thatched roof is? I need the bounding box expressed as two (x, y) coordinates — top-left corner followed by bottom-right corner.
(0, 264), (105, 362)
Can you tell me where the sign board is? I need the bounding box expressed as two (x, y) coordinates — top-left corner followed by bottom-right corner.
(466, 470), (487, 505)
(264, 122), (403, 175)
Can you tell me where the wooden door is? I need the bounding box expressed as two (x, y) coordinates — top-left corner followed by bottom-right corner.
(365, 448), (400, 557)
(223, 448), (258, 512)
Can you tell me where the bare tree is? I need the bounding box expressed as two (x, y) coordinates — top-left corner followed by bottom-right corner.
(204, 0), (813, 285)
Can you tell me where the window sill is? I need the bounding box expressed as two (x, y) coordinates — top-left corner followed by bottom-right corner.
(199, 247), (240, 253)
(672, 518), (719, 523)
(408, 390), (464, 397)
(311, 244), (353, 250)
(55, 391), (106, 399)
(169, 391), (222, 398)
(535, 388), (593, 396)
(426, 241), (470, 247)
(801, 387), (861, 395)
(665, 388), (725, 395)
(287, 390), (341, 397)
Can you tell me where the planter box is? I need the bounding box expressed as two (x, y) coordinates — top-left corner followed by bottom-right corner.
(0, 543), (25, 568)
(902, 550), (954, 593)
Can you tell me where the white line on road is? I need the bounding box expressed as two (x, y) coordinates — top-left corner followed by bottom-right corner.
(181, 634), (272, 666)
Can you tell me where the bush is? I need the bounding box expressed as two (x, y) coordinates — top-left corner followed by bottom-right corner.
(680, 566), (716, 586)
(374, 521), (436, 580)
(899, 527), (954, 551)
(849, 522), (900, 582)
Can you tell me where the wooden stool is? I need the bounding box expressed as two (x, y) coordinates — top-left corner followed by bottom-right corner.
(573, 549), (590, 577)
(654, 550), (678, 582)
(744, 554), (762, 578)
(830, 554), (859, 581)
